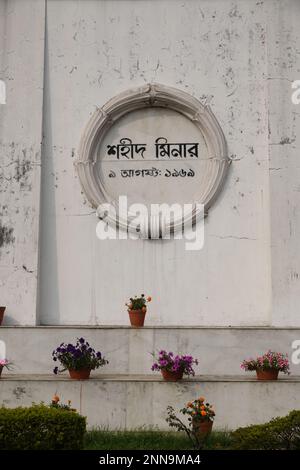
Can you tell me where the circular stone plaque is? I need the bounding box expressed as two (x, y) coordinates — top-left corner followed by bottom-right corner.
(76, 83), (230, 236)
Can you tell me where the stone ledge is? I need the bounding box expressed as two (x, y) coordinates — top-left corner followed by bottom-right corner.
(1, 374), (300, 430)
(1, 373), (300, 382)
(1, 325), (300, 330)
(1, 327), (300, 376)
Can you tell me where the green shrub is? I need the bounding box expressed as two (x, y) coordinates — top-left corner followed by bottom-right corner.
(232, 410), (300, 450)
(0, 404), (86, 450)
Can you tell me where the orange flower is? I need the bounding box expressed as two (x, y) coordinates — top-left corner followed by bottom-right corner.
(147, 296), (152, 302)
(187, 402), (193, 408)
(52, 394), (59, 403)
(201, 410), (207, 416)
(200, 405), (205, 410)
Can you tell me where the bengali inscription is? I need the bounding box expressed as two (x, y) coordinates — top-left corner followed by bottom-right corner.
(155, 137), (198, 159)
(108, 168), (195, 178)
(107, 138), (147, 160)
(105, 136), (199, 179)
(107, 137), (198, 160)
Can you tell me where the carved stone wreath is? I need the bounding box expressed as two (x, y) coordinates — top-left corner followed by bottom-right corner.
(76, 83), (230, 237)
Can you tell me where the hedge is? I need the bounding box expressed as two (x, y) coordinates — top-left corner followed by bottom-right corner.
(0, 404), (86, 450)
(232, 410), (300, 450)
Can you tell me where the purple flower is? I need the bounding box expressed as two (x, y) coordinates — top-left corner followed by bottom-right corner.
(151, 351), (198, 377)
(52, 338), (108, 375)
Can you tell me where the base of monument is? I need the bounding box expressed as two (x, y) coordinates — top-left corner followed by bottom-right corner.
(1, 325), (299, 375)
(0, 373), (299, 430)
(0, 326), (299, 429)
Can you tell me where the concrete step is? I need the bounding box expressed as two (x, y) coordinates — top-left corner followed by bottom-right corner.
(0, 326), (300, 375)
(1, 373), (299, 430)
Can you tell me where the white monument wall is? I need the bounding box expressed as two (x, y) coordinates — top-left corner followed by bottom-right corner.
(0, 0), (45, 325)
(0, 0), (299, 327)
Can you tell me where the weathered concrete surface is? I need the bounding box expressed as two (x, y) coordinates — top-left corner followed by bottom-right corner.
(0, 0), (45, 325)
(266, 1), (300, 325)
(38, 0), (271, 326)
(1, 326), (299, 375)
(0, 0), (299, 327)
(1, 373), (300, 430)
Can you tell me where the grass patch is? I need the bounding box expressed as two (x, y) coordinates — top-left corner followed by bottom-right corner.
(84, 429), (233, 450)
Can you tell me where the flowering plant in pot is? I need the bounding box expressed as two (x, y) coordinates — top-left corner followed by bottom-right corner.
(241, 350), (290, 380)
(126, 294), (151, 327)
(166, 395), (215, 449)
(151, 350), (198, 381)
(0, 359), (13, 377)
(181, 396), (215, 438)
(52, 338), (108, 380)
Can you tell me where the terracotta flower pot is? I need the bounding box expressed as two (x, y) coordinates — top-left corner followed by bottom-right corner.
(0, 306), (6, 326)
(256, 368), (279, 380)
(161, 369), (184, 381)
(128, 309), (146, 327)
(68, 368), (91, 380)
(193, 419), (213, 439)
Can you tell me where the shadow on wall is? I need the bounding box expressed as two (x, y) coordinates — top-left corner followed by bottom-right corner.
(0, 312), (20, 326)
(37, 16), (60, 324)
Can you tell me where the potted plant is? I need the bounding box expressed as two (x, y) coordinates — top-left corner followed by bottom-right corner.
(241, 350), (290, 380)
(166, 396), (215, 449)
(126, 294), (151, 327)
(182, 396), (215, 438)
(151, 350), (198, 381)
(0, 358), (12, 377)
(52, 337), (108, 380)
(0, 306), (6, 325)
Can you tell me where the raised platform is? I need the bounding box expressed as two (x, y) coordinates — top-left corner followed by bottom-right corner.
(1, 326), (299, 430)
(1, 373), (300, 430)
(0, 326), (299, 375)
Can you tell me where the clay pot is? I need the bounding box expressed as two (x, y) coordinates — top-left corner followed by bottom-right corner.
(193, 419), (213, 439)
(161, 369), (184, 381)
(68, 368), (91, 380)
(0, 306), (6, 326)
(128, 309), (146, 327)
(256, 369), (279, 380)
